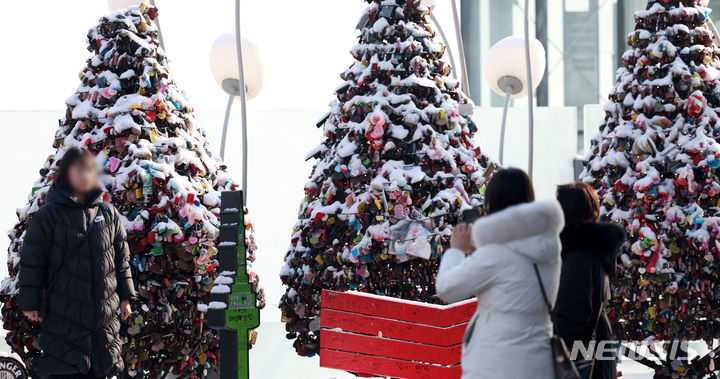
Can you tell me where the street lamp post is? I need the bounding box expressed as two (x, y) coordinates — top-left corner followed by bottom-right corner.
(484, 35), (546, 174)
(450, 0), (470, 97)
(422, 0), (470, 95)
(149, 0), (165, 51)
(429, 12), (458, 81)
(523, 0), (534, 176)
(208, 3), (264, 378)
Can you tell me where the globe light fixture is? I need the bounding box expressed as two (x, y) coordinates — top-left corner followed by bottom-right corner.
(209, 34), (265, 101)
(485, 36), (545, 99)
(484, 35), (546, 170)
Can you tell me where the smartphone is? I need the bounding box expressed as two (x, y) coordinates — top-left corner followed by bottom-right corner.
(462, 209), (481, 224)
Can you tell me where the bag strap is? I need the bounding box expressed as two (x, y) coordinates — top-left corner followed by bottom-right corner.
(589, 276), (609, 378)
(590, 283), (606, 340)
(533, 263), (562, 337)
(532, 263), (553, 316)
(48, 205), (101, 292)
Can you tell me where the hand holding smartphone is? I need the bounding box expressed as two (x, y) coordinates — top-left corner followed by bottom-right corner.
(462, 208), (482, 224)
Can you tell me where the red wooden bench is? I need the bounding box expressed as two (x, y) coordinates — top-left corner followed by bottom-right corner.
(319, 290), (478, 379)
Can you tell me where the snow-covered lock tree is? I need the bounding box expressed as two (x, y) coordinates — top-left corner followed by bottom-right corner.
(582, 0), (720, 374)
(280, 0), (493, 357)
(0, 3), (264, 377)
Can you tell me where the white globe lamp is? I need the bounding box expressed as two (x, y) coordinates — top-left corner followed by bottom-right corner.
(108, 0), (140, 11)
(484, 35), (546, 167)
(209, 31), (265, 206)
(485, 35), (546, 99)
(209, 33), (265, 100)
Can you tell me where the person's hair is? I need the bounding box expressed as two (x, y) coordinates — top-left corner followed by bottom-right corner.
(485, 168), (535, 214)
(556, 182), (600, 226)
(55, 147), (94, 192)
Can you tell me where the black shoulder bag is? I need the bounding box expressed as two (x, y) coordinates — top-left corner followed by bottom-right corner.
(40, 206), (101, 317)
(533, 263), (581, 379)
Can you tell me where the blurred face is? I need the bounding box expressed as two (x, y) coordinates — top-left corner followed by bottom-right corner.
(67, 158), (99, 195)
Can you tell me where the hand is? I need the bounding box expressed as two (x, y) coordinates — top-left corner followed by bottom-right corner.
(120, 299), (132, 320)
(450, 223), (474, 255)
(23, 310), (40, 323)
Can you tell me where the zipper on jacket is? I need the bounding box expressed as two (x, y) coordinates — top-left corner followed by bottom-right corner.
(88, 206), (99, 375)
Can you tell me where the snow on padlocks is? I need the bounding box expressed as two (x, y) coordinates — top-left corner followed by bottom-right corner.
(581, 1), (720, 366)
(279, 0), (492, 358)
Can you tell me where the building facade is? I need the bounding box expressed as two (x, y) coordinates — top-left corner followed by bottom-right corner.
(461, 0), (720, 145)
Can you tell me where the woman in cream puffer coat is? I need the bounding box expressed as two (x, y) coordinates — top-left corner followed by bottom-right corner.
(437, 168), (564, 379)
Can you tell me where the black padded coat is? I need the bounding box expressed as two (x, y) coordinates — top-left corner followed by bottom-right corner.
(18, 186), (135, 377)
(553, 222), (625, 379)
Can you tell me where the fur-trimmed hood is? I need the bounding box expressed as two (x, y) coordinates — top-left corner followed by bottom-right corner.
(560, 222), (625, 274)
(472, 200), (565, 264)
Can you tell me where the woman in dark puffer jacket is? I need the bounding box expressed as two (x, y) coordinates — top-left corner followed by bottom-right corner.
(553, 182), (625, 379)
(18, 147), (134, 379)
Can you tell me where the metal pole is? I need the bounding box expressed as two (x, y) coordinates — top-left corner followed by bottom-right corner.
(524, 0), (535, 178)
(499, 87), (512, 165)
(460, 0), (482, 105)
(149, 0), (166, 51)
(430, 13), (458, 80)
(535, 0), (548, 106)
(615, 0), (625, 68)
(451, 0), (471, 98)
(707, 17), (720, 48)
(220, 91), (235, 160)
(235, 0), (249, 204)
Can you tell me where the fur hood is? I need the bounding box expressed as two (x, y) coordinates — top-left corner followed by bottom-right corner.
(560, 222), (626, 274)
(472, 200), (565, 264)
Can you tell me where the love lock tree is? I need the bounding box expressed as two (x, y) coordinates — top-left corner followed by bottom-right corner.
(0, 3), (264, 377)
(280, 0), (493, 357)
(582, 0), (720, 376)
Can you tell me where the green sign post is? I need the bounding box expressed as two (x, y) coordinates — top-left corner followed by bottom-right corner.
(208, 191), (259, 379)
(224, 231), (260, 378)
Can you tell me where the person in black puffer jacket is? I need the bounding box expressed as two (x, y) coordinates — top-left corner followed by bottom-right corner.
(553, 182), (626, 379)
(18, 147), (134, 379)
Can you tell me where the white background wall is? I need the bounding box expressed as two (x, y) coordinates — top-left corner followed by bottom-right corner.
(473, 107), (578, 199)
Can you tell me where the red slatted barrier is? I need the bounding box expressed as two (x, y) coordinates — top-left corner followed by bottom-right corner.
(319, 290), (477, 379)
